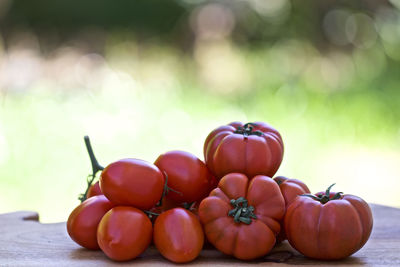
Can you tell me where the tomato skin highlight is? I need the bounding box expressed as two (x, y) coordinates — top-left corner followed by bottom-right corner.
(199, 173), (285, 260)
(154, 150), (216, 203)
(87, 181), (102, 198)
(284, 193), (373, 260)
(154, 208), (204, 263)
(67, 195), (115, 250)
(97, 206), (152, 261)
(273, 176), (310, 242)
(100, 158), (164, 210)
(204, 122), (284, 179)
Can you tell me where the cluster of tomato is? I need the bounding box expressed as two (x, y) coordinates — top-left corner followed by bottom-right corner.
(67, 121), (373, 262)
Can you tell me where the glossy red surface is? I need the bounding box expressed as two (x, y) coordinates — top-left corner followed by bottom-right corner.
(67, 195), (115, 250)
(204, 121), (284, 179)
(100, 158), (164, 209)
(154, 150), (216, 203)
(87, 181), (102, 198)
(153, 208), (204, 263)
(97, 206), (152, 261)
(285, 194), (373, 260)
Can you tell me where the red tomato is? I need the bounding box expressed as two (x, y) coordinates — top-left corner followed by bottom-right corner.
(154, 208), (204, 263)
(274, 176), (310, 242)
(284, 184), (373, 260)
(97, 206), (153, 261)
(67, 195), (115, 250)
(154, 150), (216, 203)
(204, 122), (284, 179)
(87, 181), (102, 198)
(198, 173), (285, 260)
(100, 158), (164, 210)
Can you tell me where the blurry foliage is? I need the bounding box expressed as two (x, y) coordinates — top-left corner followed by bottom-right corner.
(0, 0), (400, 221)
(0, 0), (392, 48)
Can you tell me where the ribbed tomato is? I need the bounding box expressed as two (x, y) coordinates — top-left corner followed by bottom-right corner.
(284, 184), (373, 260)
(274, 176), (310, 242)
(204, 122), (284, 179)
(198, 173), (285, 260)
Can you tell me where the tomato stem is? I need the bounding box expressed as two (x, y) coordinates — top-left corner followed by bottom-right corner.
(301, 183), (343, 204)
(78, 136), (104, 203)
(234, 122), (264, 138)
(228, 197), (257, 225)
(144, 210), (160, 221)
(156, 172), (182, 207)
(182, 202), (195, 210)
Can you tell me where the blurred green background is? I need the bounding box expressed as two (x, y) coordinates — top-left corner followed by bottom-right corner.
(0, 0), (399, 222)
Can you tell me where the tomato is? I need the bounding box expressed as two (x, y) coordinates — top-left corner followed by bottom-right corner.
(87, 181), (102, 198)
(154, 150), (216, 203)
(198, 173), (285, 260)
(274, 176), (310, 242)
(154, 208), (204, 263)
(67, 195), (115, 250)
(284, 184), (373, 260)
(204, 122), (284, 179)
(100, 158), (164, 210)
(97, 206), (153, 261)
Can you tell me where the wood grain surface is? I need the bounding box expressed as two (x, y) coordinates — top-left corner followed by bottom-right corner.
(0, 204), (399, 266)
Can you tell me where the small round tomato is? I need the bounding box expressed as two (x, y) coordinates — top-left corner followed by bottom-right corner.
(154, 208), (204, 263)
(97, 206), (153, 261)
(100, 158), (164, 210)
(87, 181), (102, 198)
(67, 195), (115, 250)
(285, 184), (373, 260)
(154, 150), (216, 203)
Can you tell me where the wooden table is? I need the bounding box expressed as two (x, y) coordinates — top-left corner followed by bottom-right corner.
(0, 204), (399, 266)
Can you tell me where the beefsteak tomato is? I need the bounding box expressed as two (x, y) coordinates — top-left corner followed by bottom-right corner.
(204, 122), (284, 179)
(284, 184), (373, 260)
(274, 176), (310, 242)
(198, 173), (285, 260)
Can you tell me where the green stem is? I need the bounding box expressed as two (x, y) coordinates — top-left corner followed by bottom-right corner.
(156, 172), (182, 207)
(301, 183), (343, 204)
(144, 210), (160, 221)
(182, 202), (194, 210)
(78, 136), (104, 203)
(84, 136), (104, 175)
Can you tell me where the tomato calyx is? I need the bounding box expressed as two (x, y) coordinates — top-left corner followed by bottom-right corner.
(301, 183), (343, 204)
(228, 197), (257, 225)
(234, 123), (264, 138)
(79, 136), (104, 203)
